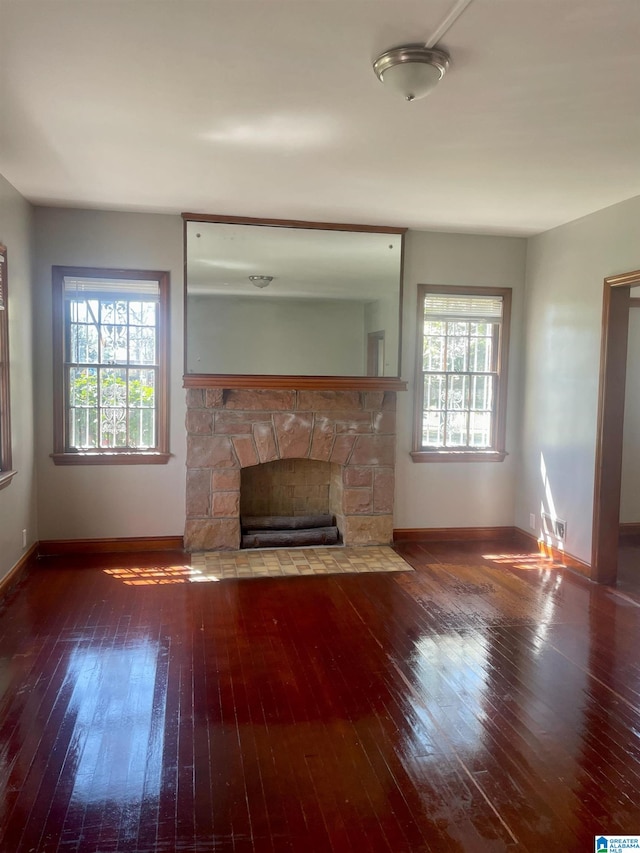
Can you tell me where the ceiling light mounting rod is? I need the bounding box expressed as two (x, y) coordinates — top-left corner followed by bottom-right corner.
(425, 0), (476, 48)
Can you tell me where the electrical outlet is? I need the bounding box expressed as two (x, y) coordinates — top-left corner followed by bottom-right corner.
(555, 520), (566, 541)
(529, 513), (536, 530)
(22, 529), (27, 549)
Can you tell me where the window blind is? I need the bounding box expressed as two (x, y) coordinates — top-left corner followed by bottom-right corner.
(424, 293), (503, 322)
(63, 277), (160, 301)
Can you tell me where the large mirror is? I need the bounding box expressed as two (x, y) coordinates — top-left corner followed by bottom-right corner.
(184, 216), (405, 379)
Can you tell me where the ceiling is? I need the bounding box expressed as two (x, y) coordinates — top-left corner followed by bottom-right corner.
(2, 0), (640, 236)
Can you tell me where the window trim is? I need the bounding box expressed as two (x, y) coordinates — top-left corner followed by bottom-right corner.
(0, 243), (15, 489)
(411, 283), (511, 463)
(52, 266), (171, 465)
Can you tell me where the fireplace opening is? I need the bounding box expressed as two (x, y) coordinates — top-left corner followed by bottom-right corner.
(240, 459), (343, 549)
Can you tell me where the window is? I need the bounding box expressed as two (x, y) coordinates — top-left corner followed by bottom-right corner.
(0, 243), (15, 489)
(412, 285), (511, 462)
(52, 267), (170, 464)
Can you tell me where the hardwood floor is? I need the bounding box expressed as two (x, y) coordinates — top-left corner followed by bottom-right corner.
(1, 539), (640, 851)
(618, 538), (640, 597)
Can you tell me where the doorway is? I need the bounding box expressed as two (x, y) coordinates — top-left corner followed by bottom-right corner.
(592, 269), (640, 584)
(367, 330), (385, 377)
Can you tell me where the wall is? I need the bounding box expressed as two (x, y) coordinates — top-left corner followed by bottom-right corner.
(620, 303), (640, 523)
(188, 295), (366, 375)
(34, 208), (185, 539)
(517, 194), (640, 565)
(0, 174), (37, 580)
(394, 231), (527, 530)
(32, 208), (529, 541)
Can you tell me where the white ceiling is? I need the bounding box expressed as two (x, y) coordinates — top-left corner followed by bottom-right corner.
(2, 0), (640, 236)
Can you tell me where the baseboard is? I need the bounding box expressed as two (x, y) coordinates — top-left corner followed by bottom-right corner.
(0, 542), (38, 597)
(38, 535), (184, 556)
(514, 528), (591, 578)
(393, 526), (517, 543)
(619, 522), (640, 538)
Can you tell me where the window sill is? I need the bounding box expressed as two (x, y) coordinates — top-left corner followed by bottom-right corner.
(0, 469), (17, 490)
(51, 452), (171, 466)
(410, 450), (507, 463)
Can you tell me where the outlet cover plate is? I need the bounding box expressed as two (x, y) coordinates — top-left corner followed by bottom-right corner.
(542, 512), (566, 541)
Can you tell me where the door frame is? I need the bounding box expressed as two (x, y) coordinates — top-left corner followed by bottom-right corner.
(592, 269), (639, 583)
(367, 330), (385, 377)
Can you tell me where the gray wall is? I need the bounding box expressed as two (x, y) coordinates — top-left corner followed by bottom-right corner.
(188, 294), (367, 375)
(0, 174), (37, 582)
(34, 207), (186, 539)
(19, 187), (640, 566)
(517, 194), (640, 564)
(29, 207), (528, 542)
(395, 230), (527, 529)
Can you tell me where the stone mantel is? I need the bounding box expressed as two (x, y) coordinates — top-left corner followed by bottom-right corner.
(184, 386), (399, 551)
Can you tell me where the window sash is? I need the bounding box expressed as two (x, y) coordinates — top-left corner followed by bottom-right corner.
(421, 372), (497, 449)
(63, 294), (160, 451)
(52, 266), (170, 462)
(413, 285), (511, 459)
(65, 365), (160, 451)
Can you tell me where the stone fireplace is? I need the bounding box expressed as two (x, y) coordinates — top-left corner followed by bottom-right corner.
(185, 388), (397, 550)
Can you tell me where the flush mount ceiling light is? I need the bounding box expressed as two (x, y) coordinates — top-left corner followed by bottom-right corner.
(248, 275), (274, 289)
(372, 0), (475, 102)
(373, 44), (450, 102)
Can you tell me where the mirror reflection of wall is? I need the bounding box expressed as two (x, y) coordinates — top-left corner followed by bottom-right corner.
(184, 218), (404, 377)
(189, 295), (368, 376)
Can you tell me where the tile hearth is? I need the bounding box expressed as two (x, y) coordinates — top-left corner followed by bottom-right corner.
(190, 545), (413, 580)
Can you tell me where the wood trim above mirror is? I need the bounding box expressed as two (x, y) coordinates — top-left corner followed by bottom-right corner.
(181, 212), (407, 235)
(183, 374), (407, 391)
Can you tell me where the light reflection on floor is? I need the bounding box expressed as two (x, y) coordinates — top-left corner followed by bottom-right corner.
(411, 632), (489, 750)
(483, 551), (561, 572)
(65, 640), (165, 806)
(483, 551), (563, 652)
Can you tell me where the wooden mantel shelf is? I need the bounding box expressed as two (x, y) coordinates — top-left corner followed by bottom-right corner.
(183, 374), (407, 391)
